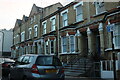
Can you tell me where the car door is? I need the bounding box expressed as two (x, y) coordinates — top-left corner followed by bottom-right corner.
(11, 56), (24, 80)
(16, 56), (30, 80)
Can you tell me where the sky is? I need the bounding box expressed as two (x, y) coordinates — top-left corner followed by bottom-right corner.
(0, 0), (73, 30)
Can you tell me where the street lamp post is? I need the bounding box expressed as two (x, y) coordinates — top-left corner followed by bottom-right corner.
(0, 31), (4, 57)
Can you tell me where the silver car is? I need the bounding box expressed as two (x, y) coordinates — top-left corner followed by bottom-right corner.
(9, 54), (65, 80)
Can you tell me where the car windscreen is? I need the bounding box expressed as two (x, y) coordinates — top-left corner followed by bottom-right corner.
(36, 56), (62, 66)
(36, 56), (52, 66)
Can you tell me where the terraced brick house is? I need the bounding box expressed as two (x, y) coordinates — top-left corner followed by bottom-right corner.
(11, 1), (120, 79)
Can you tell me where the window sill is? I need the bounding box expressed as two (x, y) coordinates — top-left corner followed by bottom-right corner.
(49, 30), (56, 33)
(93, 11), (107, 18)
(60, 52), (78, 55)
(34, 36), (37, 38)
(105, 48), (112, 51)
(73, 19), (84, 24)
(114, 47), (120, 49)
(50, 53), (55, 55)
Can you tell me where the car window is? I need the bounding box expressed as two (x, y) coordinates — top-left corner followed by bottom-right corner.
(29, 56), (34, 63)
(17, 56), (24, 62)
(53, 57), (62, 66)
(15, 56), (24, 65)
(22, 56), (30, 64)
(36, 56), (52, 66)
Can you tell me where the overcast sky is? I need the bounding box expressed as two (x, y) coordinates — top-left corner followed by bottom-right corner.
(0, 0), (73, 30)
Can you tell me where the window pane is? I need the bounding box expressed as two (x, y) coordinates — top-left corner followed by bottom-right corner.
(46, 41), (48, 54)
(51, 40), (54, 53)
(63, 13), (67, 20)
(63, 12), (68, 27)
(76, 5), (83, 22)
(51, 18), (55, 31)
(36, 56), (52, 66)
(76, 5), (82, 15)
(22, 56), (29, 63)
(70, 36), (75, 52)
(43, 23), (46, 34)
(62, 37), (67, 52)
(113, 24), (120, 49)
(34, 27), (38, 37)
(64, 20), (68, 26)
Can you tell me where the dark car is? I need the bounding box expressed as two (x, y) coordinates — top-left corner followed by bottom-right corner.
(9, 54), (65, 80)
(0, 58), (15, 77)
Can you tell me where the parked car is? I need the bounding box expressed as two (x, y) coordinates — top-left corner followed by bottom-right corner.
(9, 54), (65, 80)
(0, 58), (15, 77)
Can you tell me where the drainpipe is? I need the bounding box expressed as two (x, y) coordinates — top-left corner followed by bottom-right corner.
(56, 7), (61, 57)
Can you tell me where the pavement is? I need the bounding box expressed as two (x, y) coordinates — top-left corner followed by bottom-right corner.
(1, 76), (114, 80)
(65, 76), (114, 80)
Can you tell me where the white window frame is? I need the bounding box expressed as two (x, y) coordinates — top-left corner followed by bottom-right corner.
(69, 35), (76, 53)
(42, 20), (47, 34)
(28, 28), (32, 39)
(74, 1), (83, 22)
(61, 9), (68, 27)
(50, 16), (56, 31)
(61, 36), (67, 53)
(34, 25), (38, 37)
(21, 31), (25, 42)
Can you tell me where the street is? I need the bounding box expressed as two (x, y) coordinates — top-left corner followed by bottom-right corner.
(1, 76), (105, 80)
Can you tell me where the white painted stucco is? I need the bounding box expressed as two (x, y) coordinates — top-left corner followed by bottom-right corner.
(0, 29), (13, 54)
